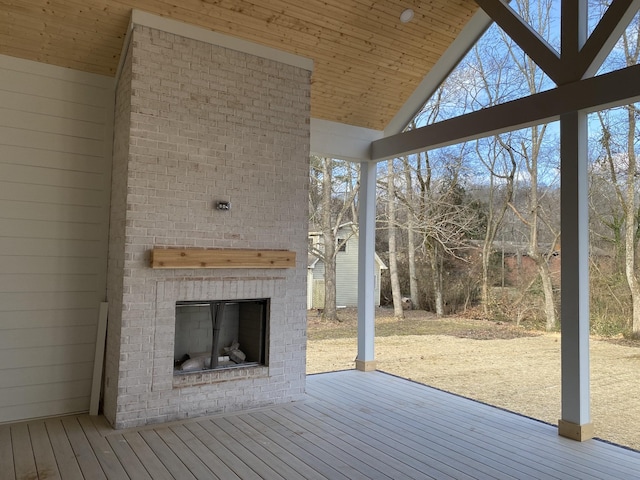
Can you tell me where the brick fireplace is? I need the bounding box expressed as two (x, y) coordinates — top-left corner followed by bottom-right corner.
(105, 14), (311, 429)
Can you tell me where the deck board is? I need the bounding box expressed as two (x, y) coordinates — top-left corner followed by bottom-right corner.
(198, 418), (285, 480)
(246, 411), (353, 480)
(316, 374), (583, 479)
(156, 426), (222, 480)
(77, 415), (129, 479)
(28, 421), (61, 480)
(223, 414), (327, 480)
(170, 424), (237, 480)
(104, 433), (153, 480)
(11, 423), (38, 480)
(339, 373), (632, 479)
(183, 420), (264, 480)
(61, 416), (106, 480)
(91, 416), (153, 480)
(215, 416), (316, 479)
(294, 399), (481, 480)
(313, 377), (528, 479)
(122, 431), (175, 480)
(139, 429), (199, 480)
(261, 408), (379, 479)
(279, 404), (427, 479)
(2, 370), (640, 479)
(45, 418), (85, 480)
(0, 424), (16, 479)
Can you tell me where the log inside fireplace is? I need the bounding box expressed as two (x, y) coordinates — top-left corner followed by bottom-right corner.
(174, 298), (269, 374)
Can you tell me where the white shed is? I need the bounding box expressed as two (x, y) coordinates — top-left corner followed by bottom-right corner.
(308, 223), (387, 309)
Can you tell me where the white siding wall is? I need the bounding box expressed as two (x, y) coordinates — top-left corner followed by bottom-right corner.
(335, 236), (360, 307)
(0, 55), (113, 423)
(309, 232), (383, 308)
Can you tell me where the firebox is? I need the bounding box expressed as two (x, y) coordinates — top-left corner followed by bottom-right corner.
(174, 298), (269, 374)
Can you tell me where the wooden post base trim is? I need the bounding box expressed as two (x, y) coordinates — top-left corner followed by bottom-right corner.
(558, 420), (594, 441)
(355, 360), (377, 372)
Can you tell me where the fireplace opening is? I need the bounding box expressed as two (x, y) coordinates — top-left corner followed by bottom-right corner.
(174, 298), (269, 374)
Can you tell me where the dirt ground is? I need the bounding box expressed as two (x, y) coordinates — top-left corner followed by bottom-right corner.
(306, 308), (640, 451)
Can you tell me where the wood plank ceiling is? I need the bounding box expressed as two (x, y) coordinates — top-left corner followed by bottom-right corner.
(0, 0), (479, 130)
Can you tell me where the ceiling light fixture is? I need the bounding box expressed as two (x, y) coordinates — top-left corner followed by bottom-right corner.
(400, 8), (414, 23)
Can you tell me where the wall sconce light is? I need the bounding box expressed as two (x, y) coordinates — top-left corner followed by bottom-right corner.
(216, 201), (231, 211)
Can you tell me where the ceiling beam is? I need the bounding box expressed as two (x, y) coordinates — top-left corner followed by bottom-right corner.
(370, 63), (640, 161)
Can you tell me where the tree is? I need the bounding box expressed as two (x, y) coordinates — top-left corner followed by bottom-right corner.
(497, 0), (560, 331)
(394, 0), (559, 326)
(386, 159), (405, 318)
(475, 137), (516, 316)
(591, 5), (640, 335)
(409, 148), (481, 316)
(465, 30), (520, 316)
(308, 156), (359, 321)
(402, 155), (419, 309)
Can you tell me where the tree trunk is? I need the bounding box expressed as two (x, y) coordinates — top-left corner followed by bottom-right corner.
(403, 158), (419, 308)
(387, 159), (405, 318)
(321, 158), (339, 321)
(407, 227), (419, 309)
(309, 157), (360, 321)
(322, 236), (338, 321)
(624, 106), (640, 334)
(430, 243), (445, 317)
(538, 262), (557, 331)
(527, 124), (557, 331)
(478, 140), (516, 317)
(481, 241), (492, 316)
(597, 103), (640, 335)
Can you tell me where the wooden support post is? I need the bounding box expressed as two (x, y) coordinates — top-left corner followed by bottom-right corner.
(356, 161), (377, 371)
(559, 110), (593, 440)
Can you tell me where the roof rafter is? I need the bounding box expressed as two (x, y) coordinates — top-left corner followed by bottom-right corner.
(475, 0), (566, 84)
(577, 0), (640, 78)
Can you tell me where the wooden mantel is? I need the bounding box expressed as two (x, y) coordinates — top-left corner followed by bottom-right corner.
(150, 248), (296, 269)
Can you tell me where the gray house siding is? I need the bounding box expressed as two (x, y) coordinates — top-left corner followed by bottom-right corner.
(308, 227), (385, 308)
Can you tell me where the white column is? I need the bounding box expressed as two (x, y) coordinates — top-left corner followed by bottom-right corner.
(356, 161), (377, 371)
(559, 110), (593, 441)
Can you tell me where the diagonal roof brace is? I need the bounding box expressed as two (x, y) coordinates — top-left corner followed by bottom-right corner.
(475, 0), (565, 84)
(576, 0), (640, 79)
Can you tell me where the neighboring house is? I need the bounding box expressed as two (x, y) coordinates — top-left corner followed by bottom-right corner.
(308, 223), (387, 309)
(468, 240), (561, 287)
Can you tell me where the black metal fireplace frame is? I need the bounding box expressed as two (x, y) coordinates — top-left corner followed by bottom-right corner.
(174, 298), (269, 374)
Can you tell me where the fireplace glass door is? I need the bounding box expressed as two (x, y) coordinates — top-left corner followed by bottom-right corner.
(174, 298), (268, 374)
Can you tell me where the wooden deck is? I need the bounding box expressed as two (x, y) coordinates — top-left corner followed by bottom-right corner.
(2, 370), (640, 479)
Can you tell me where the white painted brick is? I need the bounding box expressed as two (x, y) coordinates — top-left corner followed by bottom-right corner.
(106, 24), (310, 429)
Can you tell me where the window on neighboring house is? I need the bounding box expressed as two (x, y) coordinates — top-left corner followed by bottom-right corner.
(337, 239), (347, 252)
(308, 235), (322, 252)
